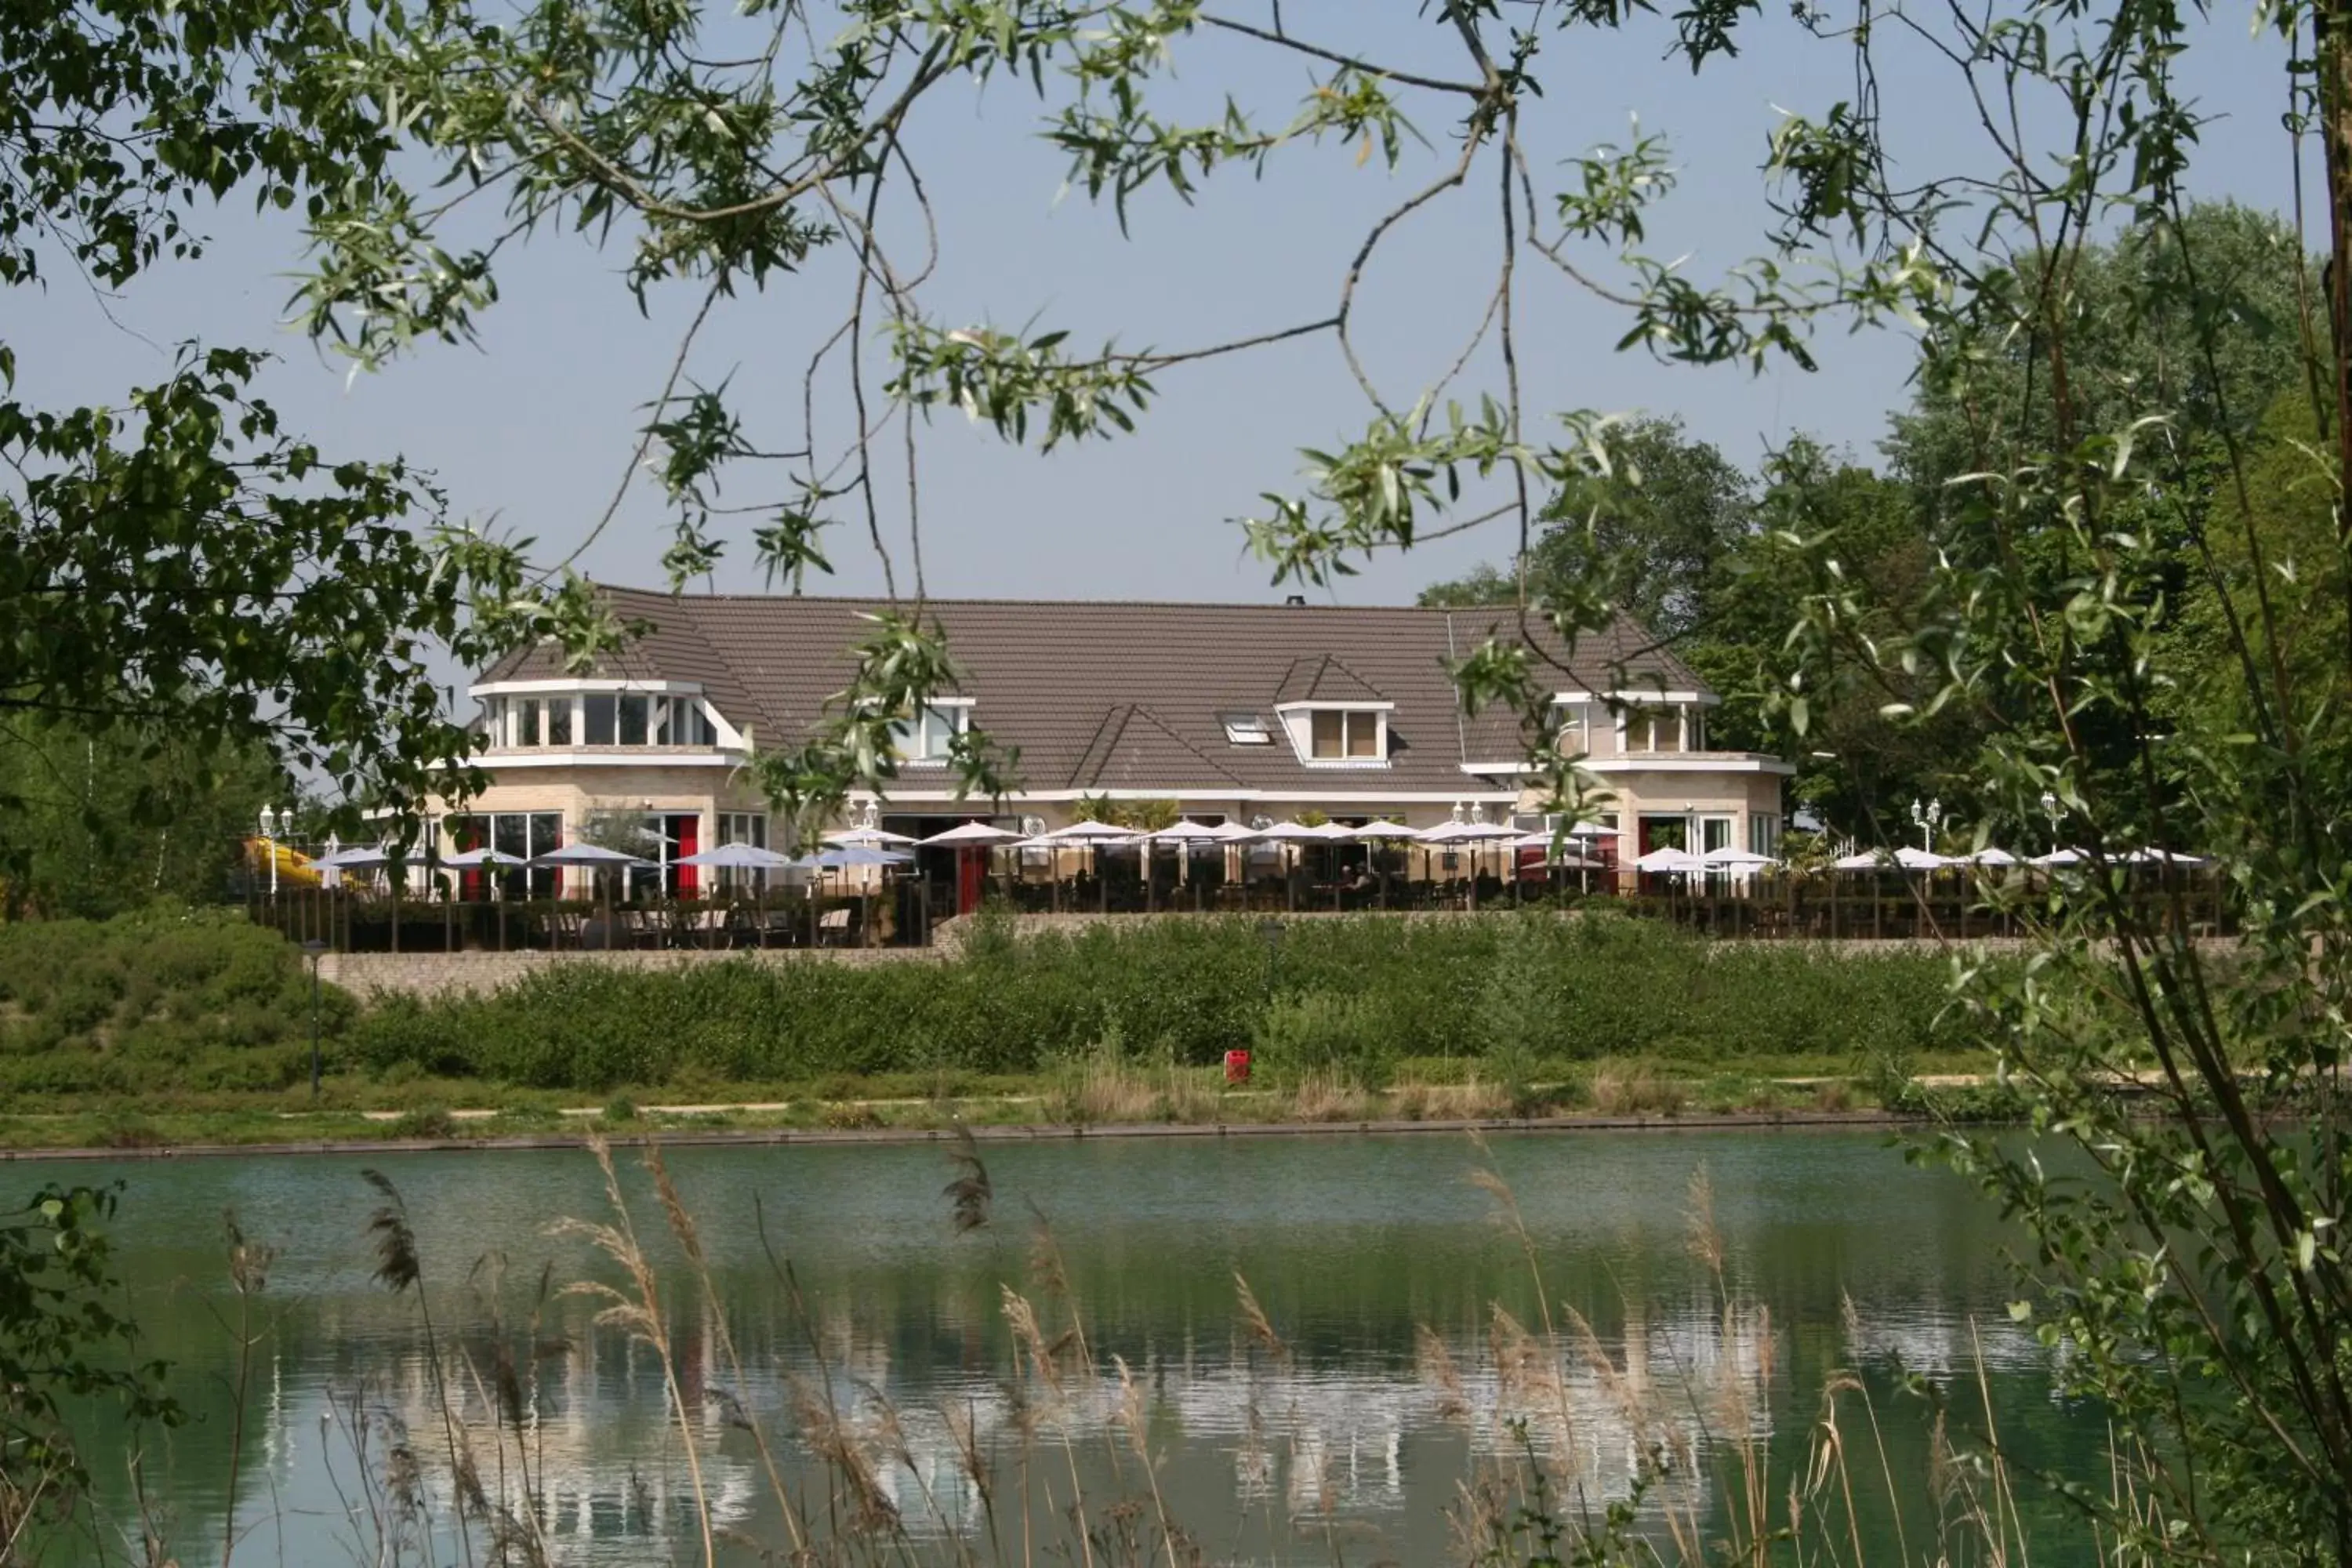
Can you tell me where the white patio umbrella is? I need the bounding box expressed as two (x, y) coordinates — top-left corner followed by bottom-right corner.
(1700, 846), (1781, 872)
(442, 846), (528, 870)
(1509, 830), (1601, 861)
(1894, 847), (1953, 870)
(531, 842), (649, 941)
(1417, 820), (1519, 903)
(1145, 819), (1226, 842)
(674, 842), (797, 869)
(1033, 820), (1146, 841)
(919, 821), (1024, 911)
(532, 841), (648, 868)
(2031, 848), (2089, 868)
(1032, 819), (1145, 911)
(1511, 832), (1604, 898)
(312, 844), (391, 870)
(2121, 847), (2207, 866)
(919, 822), (1024, 846)
(826, 824), (918, 848)
(1137, 821), (1225, 909)
(1256, 820), (1352, 841)
(1958, 846), (2020, 866)
(1831, 848), (1893, 871)
(1634, 846), (1706, 874)
(1338, 819), (1421, 840)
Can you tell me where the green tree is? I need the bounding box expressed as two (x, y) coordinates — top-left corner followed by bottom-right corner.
(0, 720), (280, 920)
(0, 0), (592, 857)
(1416, 562), (1515, 608)
(1417, 417), (1754, 640)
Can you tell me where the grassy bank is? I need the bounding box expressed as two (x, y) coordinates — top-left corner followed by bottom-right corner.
(0, 903), (2002, 1147)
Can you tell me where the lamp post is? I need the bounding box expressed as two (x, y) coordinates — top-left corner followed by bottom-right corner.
(258, 805), (286, 900)
(1909, 797), (1944, 853)
(301, 938), (327, 1100)
(2039, 789), (2063, 848)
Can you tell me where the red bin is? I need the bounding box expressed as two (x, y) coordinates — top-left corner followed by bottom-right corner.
(1224, 1049), (1252, 1084)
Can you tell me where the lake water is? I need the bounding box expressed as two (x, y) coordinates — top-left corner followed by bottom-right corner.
(27, 1129), (2105, 1565)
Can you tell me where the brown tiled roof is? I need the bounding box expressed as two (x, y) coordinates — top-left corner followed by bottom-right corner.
(482, 589), (1713, 797)
(1273, 654), (1387, 705)
(1070, 706), (1246, 790)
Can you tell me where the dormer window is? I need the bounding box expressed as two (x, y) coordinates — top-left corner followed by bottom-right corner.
(1221, 713), (1273, 745)
(891, 701), (969, 764)
(1311, 709), (1380, 760)
(1276, 700), (1392, 765)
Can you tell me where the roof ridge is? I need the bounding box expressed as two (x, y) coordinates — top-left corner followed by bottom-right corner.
(595, 583), (1467, 613)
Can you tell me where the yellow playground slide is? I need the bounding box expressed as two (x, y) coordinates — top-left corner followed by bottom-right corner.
(245, 837), (322, 888)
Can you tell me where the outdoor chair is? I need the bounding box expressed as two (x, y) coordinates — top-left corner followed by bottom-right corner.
(817, 906), (854, 946)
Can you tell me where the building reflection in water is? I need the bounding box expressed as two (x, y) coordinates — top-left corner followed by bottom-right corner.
(325, 1289), (2044, 1560)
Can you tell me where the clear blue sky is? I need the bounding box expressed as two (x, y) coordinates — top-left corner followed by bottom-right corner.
(15, 2), (2306, 611)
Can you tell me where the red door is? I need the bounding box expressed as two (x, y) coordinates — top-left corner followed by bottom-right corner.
(957, 848), (985, 914)
(674, 815), (699, 895)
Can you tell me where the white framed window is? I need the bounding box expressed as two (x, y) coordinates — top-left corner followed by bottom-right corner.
(1622, 706), (1686, 754)
(1552, 700), (1593, 756)
(1308, 708), (1381, 760)
(1221, 713), (1274, 745)
(1750, 813), (1780, 857)
(476, 684), (723, 750)
(891, 702), (967, 764)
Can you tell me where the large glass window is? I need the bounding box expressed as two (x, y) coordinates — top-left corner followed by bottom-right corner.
(487, 691), (717, 748)
(448, 812), (561, 897)
(648, 695), (716, 746)
(1308, 709), (1380, 760)
(1624, 706), (1685, 753)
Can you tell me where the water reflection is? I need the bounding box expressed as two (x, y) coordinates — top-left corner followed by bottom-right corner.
(278, 1282), (2051, 1562)
(39, 1131), (2093, 1565)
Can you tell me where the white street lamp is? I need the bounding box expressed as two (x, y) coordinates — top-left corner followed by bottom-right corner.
(257, 805), (281, 898)
(1910, 796), (1945, 853)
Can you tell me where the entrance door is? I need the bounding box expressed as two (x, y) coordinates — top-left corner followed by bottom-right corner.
(957, 848), (985, 914)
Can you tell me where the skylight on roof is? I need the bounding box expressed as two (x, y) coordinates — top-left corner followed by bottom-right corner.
(1221, 713), (1273, 745)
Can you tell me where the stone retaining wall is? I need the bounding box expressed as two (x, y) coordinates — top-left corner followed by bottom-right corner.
(319, 945), (936, 1000)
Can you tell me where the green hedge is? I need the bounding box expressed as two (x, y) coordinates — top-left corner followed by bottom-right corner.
(0, 905), (355, 1094)
(0, 908), (1984, 1096)
(346, 912), (1980, 1091)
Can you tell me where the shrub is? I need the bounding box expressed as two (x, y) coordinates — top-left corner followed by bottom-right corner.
(0, 908), (2002, 1098)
